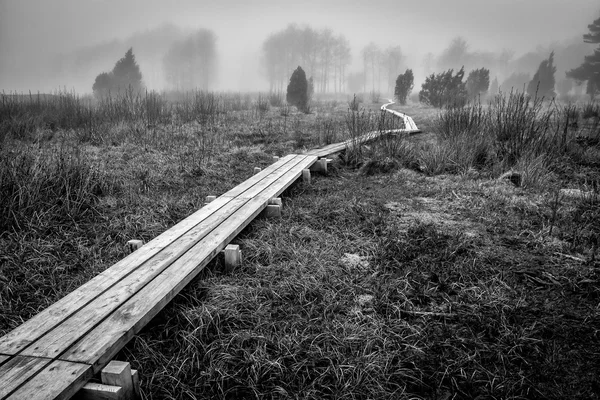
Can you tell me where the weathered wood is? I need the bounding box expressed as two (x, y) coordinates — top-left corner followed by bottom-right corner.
(224, 155), (316, 199)
(253, 167), (261, 175)
(272, 156), (279, 162)
(309, 158), (328, 174)
(268, 198), (282, 206)
(19, 198), (249, 360)
(76, 383), (122, 400)
(205, 195), (216, 203)
(59, 192), (290, 371)
(220, 154), (297, 198)
(101, 361), (135, 400)
(224, 244), (242, 271)
(4, 358), (92, 400)
(0, 153), (319, 398)
(302, 169), (311, 184)
(0, 355), (49, 398)
(131, 370), (140, 399)
(260, 204), (281, 218)
(0, 196), (239, 355)
(126, 240), (144, 253)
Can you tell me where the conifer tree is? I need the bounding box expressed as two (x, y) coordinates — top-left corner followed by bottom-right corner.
(527, 52), (556, 99)
(567, 15), (600, 98)
(286, 66), (308, 109)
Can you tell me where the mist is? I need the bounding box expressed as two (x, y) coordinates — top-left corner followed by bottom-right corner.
(1, 0), (598, 94)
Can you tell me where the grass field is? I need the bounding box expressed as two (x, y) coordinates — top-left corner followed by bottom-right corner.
(1, 90), (599, 399)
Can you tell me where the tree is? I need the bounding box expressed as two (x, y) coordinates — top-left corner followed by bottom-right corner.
(384, 46), (403, 93)
(489, 77), (499, 94)
(394, 69), (414, 105)
(466, 68), (490, 98)
(261, 25), (352, 94)
(92, 72), (113, 97)
(163, 29), (217, 90)
(500, 72), (531, 93)
(111, 48), (143, 91)
(307, 76), (315, 101)
(567, 16), (600, 99)
(527, 51), (556, 99)
(287, 66), (308, 109)
(92, 48), (143, 97)
(419, 67), (467, 108)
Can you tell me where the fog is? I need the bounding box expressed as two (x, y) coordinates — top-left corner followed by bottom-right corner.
(0, 0), (598, 93)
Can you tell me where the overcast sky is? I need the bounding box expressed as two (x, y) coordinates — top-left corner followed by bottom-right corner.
(1, 0), (598, 92)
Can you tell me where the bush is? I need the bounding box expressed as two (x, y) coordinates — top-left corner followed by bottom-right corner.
(93, 48), (144, 97)
(394, 69), (414, 105)
(286, 66), (308, 110)
(466, 68), (490, 99)
(419, 67), (467, 108)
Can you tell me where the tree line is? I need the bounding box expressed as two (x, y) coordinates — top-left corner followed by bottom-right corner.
(261, 25), (352, 93)
(92, 15), (600, 104)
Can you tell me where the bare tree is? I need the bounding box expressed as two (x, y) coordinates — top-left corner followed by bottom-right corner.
(163, 29), (216, 90)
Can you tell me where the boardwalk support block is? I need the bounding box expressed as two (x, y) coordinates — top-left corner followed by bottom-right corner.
(224, 244), (242, 271)
(78, 360), (140, 400)
(254, 167), (261, 175)
(302, 169), (311, 184)
(273, 156), (280, 162)
(309, 158), (328, 174)
(126, 240), (144, 253)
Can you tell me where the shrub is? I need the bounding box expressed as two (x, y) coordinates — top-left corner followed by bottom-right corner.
(394, 69), (414, 105)
(466, 68), (490, 99)
(419, 67), (467, 108)
(93, 48), (144, 97)
(527, 51), (556, 99)
(286, 66), (308, 110)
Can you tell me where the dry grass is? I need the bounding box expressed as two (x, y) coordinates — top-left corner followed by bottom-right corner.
(1, 91), (599, 399)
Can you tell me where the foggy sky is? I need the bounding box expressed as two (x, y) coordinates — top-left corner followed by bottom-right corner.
(1, 0), (598, 93)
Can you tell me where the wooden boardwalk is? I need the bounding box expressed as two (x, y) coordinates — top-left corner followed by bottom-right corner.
(305, 100), (420, 158)
(0, 154), (317, 400)
(0, 101), (420, 399)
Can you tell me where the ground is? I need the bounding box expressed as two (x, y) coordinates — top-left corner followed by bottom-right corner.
(0, 93), (599, 399)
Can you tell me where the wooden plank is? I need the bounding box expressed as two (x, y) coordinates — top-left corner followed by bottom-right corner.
(75, 383), (122, 400)
(19, 197), (249, 360)
(220, 154), (297, 198)
(0, 355), (49, 398)
(61, 195), (275, 369)
(225, 155), (313, 199)
(61, 156), (318, 370)
(0, 196), (239, 355)
(5, 359), (92, 400)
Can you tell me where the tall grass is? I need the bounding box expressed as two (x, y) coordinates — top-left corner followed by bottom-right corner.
(0, 145), (112, 232)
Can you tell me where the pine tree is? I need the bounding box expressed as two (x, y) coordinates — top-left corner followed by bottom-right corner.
(466, 68), (490, 99)
(286, 66), (308, 109)
(92, 48), (144, 97)
(567, 16), (600, 98)
(112, 48), (143, 91)
(394, 69), (414, 105)
(527, 52), (556, 99)
(419, 67), (467, 108)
